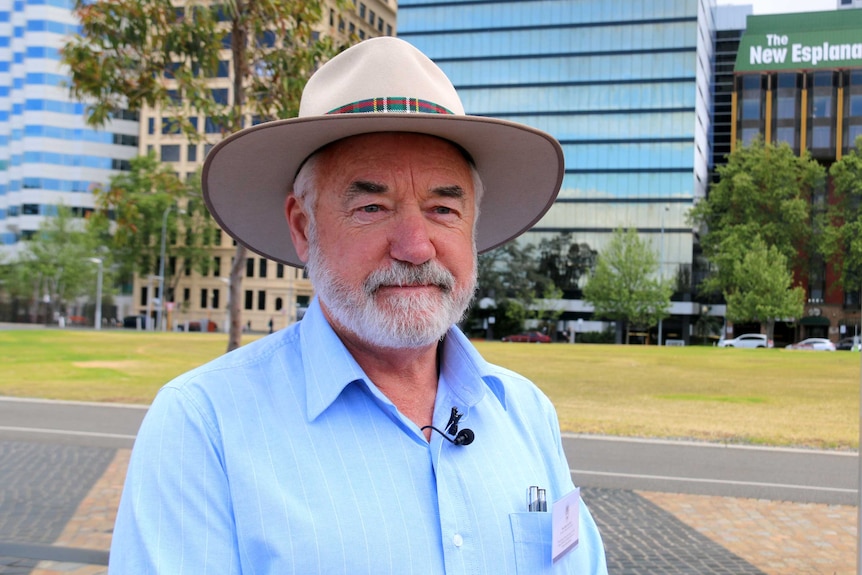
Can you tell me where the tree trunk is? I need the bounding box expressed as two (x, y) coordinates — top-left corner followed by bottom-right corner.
(765, 318), (775, 345)
(227, 244), (247, 352)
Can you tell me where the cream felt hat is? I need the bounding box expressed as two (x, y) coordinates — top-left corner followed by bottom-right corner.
(202, 36), (564, 267)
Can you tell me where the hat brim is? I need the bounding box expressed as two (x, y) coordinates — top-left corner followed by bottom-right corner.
(202, 114), (564, 267)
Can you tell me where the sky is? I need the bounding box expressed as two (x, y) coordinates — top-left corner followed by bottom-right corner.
(716, 0), (837, 14)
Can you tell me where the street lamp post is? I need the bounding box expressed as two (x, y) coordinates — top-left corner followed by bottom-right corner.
(87, 257), (103, 330)
(146, 274), (162, 331)
(157, 205), (182, 331)
(219, 277), (231, 333)
(657, 204), (669, 346)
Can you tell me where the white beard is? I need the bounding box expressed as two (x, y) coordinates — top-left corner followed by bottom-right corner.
(306, 227), (477, 349)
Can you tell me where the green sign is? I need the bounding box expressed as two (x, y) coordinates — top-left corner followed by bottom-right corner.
(736, 9), (862, 72)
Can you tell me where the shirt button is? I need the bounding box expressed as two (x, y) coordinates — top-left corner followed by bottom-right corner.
(453, 534), (463, 547)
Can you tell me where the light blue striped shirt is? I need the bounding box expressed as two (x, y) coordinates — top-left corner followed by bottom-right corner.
(110, 297), (607, 574)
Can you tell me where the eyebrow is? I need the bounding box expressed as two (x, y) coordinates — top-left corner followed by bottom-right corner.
(433, 185), (466, 200)
(345, 180), (387, 200)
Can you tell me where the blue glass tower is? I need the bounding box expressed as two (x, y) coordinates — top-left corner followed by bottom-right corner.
(399, 0), (715, 314)
(0, 0), (138, 255)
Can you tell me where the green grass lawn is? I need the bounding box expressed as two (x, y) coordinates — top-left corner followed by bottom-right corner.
(1, 329), (858, 449)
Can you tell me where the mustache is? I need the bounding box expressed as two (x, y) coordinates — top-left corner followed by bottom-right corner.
(364, 261), (455, 295)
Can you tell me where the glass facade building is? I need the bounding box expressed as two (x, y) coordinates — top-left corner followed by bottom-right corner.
(399, 0), (716, 299)
(0, 0), (139, 256)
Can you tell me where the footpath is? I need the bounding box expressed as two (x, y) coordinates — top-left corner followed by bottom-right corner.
(0, 443), (856, 575)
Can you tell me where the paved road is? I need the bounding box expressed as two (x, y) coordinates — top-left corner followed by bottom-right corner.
(563, 433), (858, 506)
(0, 397), (143, 449)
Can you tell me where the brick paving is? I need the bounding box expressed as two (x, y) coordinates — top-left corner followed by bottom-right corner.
(0, 439), (858, 574)
(642, 491), (857, 575)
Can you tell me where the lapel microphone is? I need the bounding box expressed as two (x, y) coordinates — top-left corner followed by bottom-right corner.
(422, 407), (475, 446)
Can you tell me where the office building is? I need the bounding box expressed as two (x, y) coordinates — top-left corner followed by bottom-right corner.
(0, 0), (138, 257)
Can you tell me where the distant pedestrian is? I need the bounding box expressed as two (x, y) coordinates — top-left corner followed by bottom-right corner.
(268, 317), (273, 334)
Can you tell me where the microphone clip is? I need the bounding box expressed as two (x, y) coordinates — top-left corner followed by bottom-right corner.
(422, 406), (475, 446)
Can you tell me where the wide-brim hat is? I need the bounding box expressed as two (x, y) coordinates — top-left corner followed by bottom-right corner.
(202, 36), (564, 268)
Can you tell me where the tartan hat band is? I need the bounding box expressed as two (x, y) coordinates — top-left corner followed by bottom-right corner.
(328, 97), (454, 115)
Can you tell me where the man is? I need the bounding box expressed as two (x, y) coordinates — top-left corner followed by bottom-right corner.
(109, 37), (607, 574)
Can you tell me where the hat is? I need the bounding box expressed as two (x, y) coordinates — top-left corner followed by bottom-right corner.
(202, 36), (564, 267)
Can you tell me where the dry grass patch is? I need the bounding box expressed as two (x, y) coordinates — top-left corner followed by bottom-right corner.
(1, 329), (857, 448)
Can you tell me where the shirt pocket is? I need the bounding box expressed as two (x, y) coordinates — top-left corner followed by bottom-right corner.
(510, 511), (574, 574)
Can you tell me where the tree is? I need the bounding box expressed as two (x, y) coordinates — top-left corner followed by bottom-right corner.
(536, 232), (597, 294)
(13, 206), (106, 324)
(823, 135), (862, 299)
(690, 136), (826, 296)
(724, 237), (804, 342)
(63, 0), (348, 351)
(472, 242), (544, 337)
(582, 228), (672, 344)
(88, 153), (216, 305)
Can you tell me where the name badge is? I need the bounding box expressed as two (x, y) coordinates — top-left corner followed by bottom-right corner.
(551, 487), (580, 563)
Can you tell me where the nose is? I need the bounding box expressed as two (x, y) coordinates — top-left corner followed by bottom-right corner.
(388, 208), (436, 265)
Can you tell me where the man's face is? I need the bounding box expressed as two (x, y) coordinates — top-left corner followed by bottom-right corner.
(288, 132), (478, 350)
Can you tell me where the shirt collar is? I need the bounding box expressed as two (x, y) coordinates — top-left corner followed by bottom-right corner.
(300, 296), (507, 422)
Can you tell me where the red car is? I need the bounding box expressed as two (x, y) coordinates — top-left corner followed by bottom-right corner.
(502, 331), (551, 343)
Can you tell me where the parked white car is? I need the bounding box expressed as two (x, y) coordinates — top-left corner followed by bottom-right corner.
(717, 333), (773, 348)
(786, 338), (836, 351)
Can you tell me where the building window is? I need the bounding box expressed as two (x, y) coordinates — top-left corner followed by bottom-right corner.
(212, 289), (220, 309)
(200, 288), (208, 309)
(162, 118), (181, 135)
(368, 9), (375, 24)
(808, 257), (825, 303)
(205, 118), (223, 134)
(811, 125), (832, 148)
(183, 288), (190, 303)
(741, 127), (759, 145)
(246, 258), (254, 277)
(812, 95), (832, 119)
(161, 145), (181, 162)
(775, 96), (795, 120)
(187, 144), (197, 162)
(847, 124), (862, 148)
(140, 286), (148, 306)
(259, 258), (267, 278)
(213, 256), (221, 277)
(741, 98), (760, 120)
(359, 2), (365, 17)
(147, 117), (155, 135)
(210, 88), (229, 105)
(276, 263), (284, 278)
(275, 297), (283, 311)
(775, 127), (795, 147)
(257, 290), (266, 310)
(244, 290), (253, 310)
